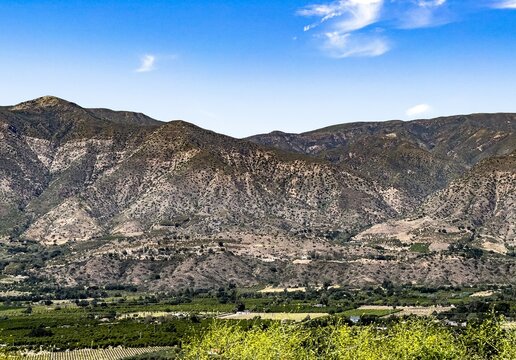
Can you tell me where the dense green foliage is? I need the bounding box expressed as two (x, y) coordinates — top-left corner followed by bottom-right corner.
(0, 311), (206, 350)
(183, 318), (516, 360)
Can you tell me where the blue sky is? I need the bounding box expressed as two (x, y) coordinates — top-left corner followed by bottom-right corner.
(1, 0), (516, 137)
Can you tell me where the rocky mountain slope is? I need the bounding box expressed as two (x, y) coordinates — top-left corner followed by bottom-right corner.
(248, 114), (515, 202)
(0, 97), (514, 290)
(422, 151), (516, 250)
(355, 151), (516, 255)
(1, 96), (400, 245)
(0, 96), (161, 238)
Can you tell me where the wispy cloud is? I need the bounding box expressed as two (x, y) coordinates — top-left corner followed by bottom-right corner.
(399, 0), (451, 29)
(297, 0), (455, 58)
(298, 0), (383, 33)
(321, 31), (389, 57)
(136, 54), (156, 73)
(406, 104), (432, 117)
(417, 0), (447, 7)
(493, 0), (516, 9)
(298, 0), (386, 57)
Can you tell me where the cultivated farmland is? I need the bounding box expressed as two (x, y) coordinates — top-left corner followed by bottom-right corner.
(14, 347), (171, 360)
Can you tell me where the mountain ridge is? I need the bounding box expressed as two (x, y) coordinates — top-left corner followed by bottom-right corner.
(0, 97), (514, 290)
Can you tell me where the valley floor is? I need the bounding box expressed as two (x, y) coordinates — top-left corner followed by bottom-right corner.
(0, 283), (514, 359)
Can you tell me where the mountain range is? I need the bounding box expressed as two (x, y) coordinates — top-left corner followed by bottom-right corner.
(0, 96), (514, 290)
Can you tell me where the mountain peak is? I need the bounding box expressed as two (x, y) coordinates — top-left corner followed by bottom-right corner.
(10, 96), (79, 111)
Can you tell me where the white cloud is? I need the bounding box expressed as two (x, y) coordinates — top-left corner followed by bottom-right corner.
(136, 54), (156, 73)
(493, 0), (516, 9)
(298, 0), (385, 58)
(298, 0), (451, 57)
(399, 0), (450, 29)
(322, 31), (389, 57)
(406, 104), (432, 117)
(298, 0), (383, 33)
(417, 0), (446, 7)
(298, 0), (515, 58)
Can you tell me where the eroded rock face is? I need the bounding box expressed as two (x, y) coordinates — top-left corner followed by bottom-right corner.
(23, 198), (102, 244)
(421, 153), (516, 250)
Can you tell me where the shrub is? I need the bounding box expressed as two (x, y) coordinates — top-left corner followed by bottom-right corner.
(182, 317), (515, 360)
(182, 322), (312, 359)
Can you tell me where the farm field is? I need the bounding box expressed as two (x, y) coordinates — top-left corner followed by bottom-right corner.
(0, 283), (513, 356)
(356, 305), (453, 316)
(117, 312), (189, 320)
(14, 347), (171, 360)
(341, 307), (401, 317)
(218, 312), (329, 321)
(257, 286), (307, 293)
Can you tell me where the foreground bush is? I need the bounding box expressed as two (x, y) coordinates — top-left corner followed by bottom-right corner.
(183, 317), (515, 360)
(183, 322), (313, 359)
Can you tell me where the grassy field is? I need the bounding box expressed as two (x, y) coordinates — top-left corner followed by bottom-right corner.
(257, 286), (307, 293)
(218, 312), (328, 321)
(351, 305), (453, 317)
(341, 308), (400, 317)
